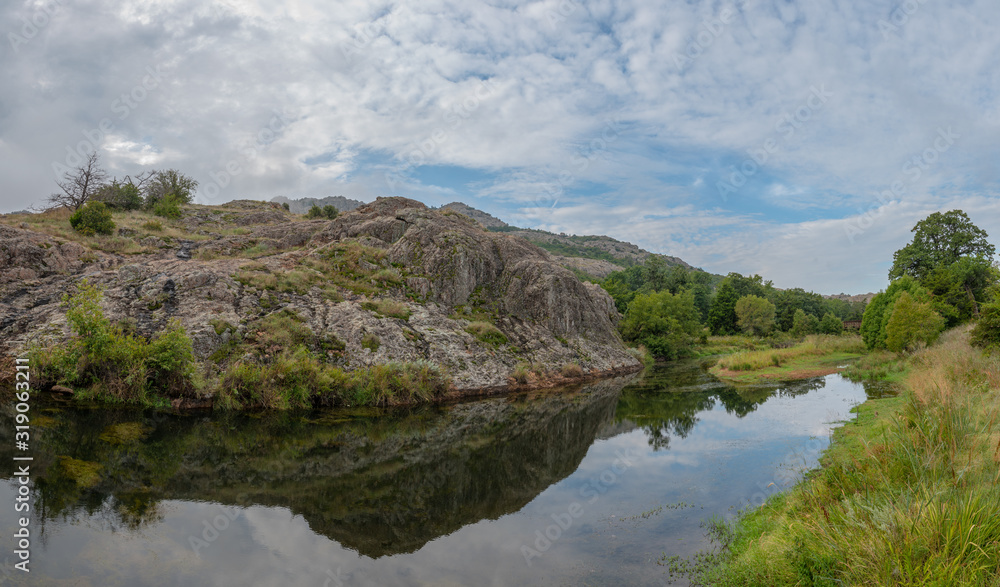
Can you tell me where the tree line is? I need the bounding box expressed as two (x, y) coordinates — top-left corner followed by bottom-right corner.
(599, 256), (865, 359)
(603, 209), (1000, 360)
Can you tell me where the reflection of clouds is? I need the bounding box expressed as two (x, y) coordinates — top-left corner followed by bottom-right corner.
(9, 374), (871, 586)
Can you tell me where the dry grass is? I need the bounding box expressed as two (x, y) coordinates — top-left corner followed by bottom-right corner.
(715, 335), (864, 372)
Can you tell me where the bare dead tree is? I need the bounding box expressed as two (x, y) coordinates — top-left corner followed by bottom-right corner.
(47, 150), (109, 210)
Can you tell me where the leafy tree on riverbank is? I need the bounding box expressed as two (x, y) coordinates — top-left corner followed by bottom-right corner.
(884, 291), (945, 352)
(860, 276), (931, 350)
(735, 295), (775, 336)
(620, 290), (702, 359)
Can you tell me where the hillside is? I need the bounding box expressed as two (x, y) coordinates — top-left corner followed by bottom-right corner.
(0, 197), (639, 407)
(277, 197), (696, 280)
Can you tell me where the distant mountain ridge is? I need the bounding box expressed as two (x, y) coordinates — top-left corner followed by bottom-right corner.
(271, 195), (366, 214)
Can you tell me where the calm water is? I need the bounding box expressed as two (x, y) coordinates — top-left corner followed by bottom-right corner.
(0, 359), (889, 586)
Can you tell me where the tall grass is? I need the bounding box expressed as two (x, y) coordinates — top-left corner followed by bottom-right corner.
(715, 334), (864, 371)
(698, 326), (1000, 586)
(216, 351), (450, 410)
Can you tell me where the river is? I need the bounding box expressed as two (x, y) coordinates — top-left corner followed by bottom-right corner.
(0, 358), (889, 586)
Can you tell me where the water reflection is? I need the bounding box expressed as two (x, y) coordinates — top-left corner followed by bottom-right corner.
(0, 360), (886, 586)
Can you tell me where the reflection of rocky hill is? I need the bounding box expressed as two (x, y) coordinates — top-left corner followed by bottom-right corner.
(2, 376), (634, 558)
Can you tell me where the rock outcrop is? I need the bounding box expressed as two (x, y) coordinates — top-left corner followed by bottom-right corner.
(0, 198), (640, 399)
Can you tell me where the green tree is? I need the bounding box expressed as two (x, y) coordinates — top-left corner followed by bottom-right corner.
(818, 312), (844, 335)
(620, 290), (702, 359)
(69, 201), (115, 236)
(889, 210), (995, 281)
(884, 292), (945, 353)
(791, 309), (820, 337)
(708, 280), (740, 335)
(95, 178), (144, 211)
(735, 295), (775, 336)
(860, 276), (931, 350)
(145, 169), (198, 207)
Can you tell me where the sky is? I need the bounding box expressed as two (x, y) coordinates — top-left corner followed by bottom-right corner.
(2, 0), (1000, 294)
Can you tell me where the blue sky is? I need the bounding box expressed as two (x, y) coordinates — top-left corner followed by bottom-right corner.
(2, 0), (1000, 293)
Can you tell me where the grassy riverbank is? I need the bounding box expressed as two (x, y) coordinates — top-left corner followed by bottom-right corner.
(689, 326), (1000, 586)
(709, 334), (866, 383)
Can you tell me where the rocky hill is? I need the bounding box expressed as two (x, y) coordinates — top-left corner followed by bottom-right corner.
(279, 197), (695, 280)
(0, 197), (640, 406)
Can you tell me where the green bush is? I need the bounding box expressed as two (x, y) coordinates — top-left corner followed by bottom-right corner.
(142, 220), (163, 231)
(33, 281), (195, 405)
(465, 321), (508, 345)
(96, 181), (144, 211)
(361, 333), (381, 352)
(215, 353), (449, 410)
(69, 201), (115, 236)
(971, 302), (1000, 350)
(152, 194), (183, 219)
(305, 205), (339, 220)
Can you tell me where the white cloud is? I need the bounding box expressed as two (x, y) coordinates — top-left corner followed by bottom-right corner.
(2, 0), (1000, 291)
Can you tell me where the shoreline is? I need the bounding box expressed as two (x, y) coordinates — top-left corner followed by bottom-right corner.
(36, 360), (646, 412)
(690, 327), (1000, 585)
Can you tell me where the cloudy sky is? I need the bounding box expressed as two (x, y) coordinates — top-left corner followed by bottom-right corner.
(2, 0), (1000, 293)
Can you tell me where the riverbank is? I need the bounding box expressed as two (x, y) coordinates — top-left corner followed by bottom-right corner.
(708, 334), (866, 384)
(689, 326), (1000, 585)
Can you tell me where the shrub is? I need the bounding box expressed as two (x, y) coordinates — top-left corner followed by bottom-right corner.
(560, 363), (584, 377)
(152, 194), (183, 219)
(361, 333), (381, 352)
(363, 299), (411, 320)
(465, 321), (508, 345)
(512, 363), (532, 384)
(141, 220), (163, 231)
(970, 302), (1000, 350)
(96, 181), (144, 210)
(33, 281), (195, 405)
(305, 205), (339, 220)
(282, 202), (290, 211)
(625, 345), (654, 366)
(69, 201), (115, 236)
